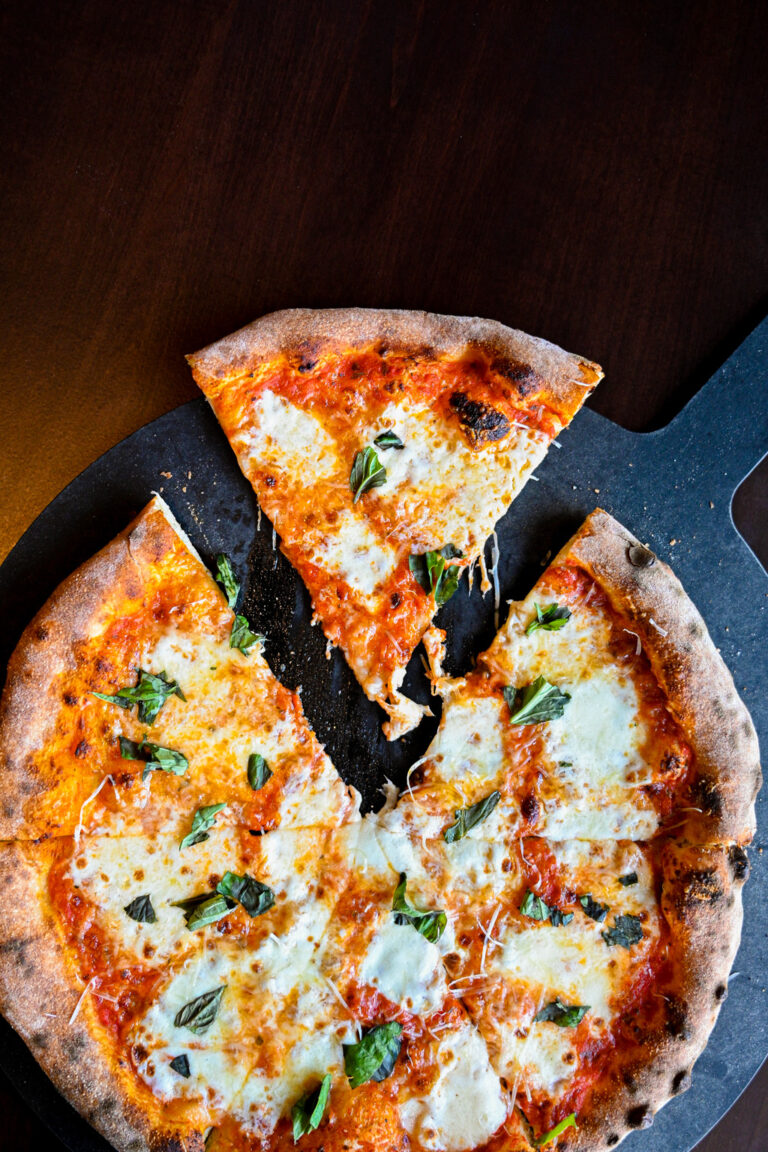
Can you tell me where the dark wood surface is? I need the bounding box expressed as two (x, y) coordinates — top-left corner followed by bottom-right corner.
(0, 1), (766, 1148)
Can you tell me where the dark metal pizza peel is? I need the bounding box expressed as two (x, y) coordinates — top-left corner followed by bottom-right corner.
(0, 316), (765, 1152)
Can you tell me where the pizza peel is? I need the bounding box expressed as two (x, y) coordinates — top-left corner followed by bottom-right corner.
(0, 316), (765, 1152)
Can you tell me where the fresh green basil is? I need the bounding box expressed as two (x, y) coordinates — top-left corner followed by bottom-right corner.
(123, 894), (156, 923)
(291, 1074), (332, 1140)
(443, 790), (500, 843)
(392, 873), (446, 942)
(602, 913), (644, 949)
(93, 669), (185, 724)
(618, 872), (639, 887)
(534, 998), (589, 1027)
(230, 614), (263, 655)
(519, 889), (573, 926)
(173, 892), (234, 931)
(504, 677), (570, 725)
(525, 602), (572, 635)
(215, 553), (240, 609)
(350, 446), (386, 503)
(216, 872), (275, 918)
(169, 1054), (191, 1077)
(409, 544), (463, 606)
(343, 1022), (403, 1088)
(373, 430), (404, 450)
(119, 736), (189, 781)
(247, 753), (272, 791)
(535, 1113), (577, 1146)
(579, 894), (609, 923)
(174, 986), (226, 1034)
(179, 803), (226, 850)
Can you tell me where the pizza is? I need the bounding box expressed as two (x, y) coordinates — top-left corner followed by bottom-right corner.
(0, 309), (760, 1152)
(187, 309), (603, 738)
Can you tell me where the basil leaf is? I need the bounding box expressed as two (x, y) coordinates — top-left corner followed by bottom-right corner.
(179, 803), (226, 850)
(534, 998), (589, 1027)
(504, 677), (570, 725)
(216, 872), (275, 918)
(247, 753), (272, 791)
(173, 892), (234, 931)
(525, 602), (572, 635)
(443, 790), (500, 843)
(373, 429), (404, 450)
(392, 873), (446, 942)
(169, 1054), (190, 1078)
(519, 889), (551, 921)
(409, 544), (463, 606)
(124, 894), (156, 923)
(215, 554), (240, 609)
(579, 894), (609, 923)
(602, 913), (644, 949)
(350, 446), (386, 503)
(548, 907), (574, 927)
(343, 1022), (402, 1088)
(291, 1073), (332, 1140)
(94, 668), (185, 724)
(535, 1113), (577, 1147)
(174, 986), (226, 1034)
(119, 736), (189, 781)
(618, 872), (639, 887)
(230, 614), (263, 655)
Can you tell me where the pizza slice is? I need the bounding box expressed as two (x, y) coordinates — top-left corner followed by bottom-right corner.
(381, 829), (748, 1150)
(188, 308), (602, 738)
(0, 495), (359, 840)
(386, 509), (760, 845)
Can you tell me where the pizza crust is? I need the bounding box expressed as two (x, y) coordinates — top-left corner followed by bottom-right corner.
(0, 496), (180, 839)
(187, 306), (602, 421)
(0, 840), (206, 1152)
(546, 509), (761, 845)
(572, 841), (748, 1150)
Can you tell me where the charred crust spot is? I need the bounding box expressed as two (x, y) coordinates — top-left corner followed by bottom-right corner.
(35, 624), (50, 642)
(621, 1071), (638, 1090)
(626, 1104), (652, 1129)
(688, 620), (703, 637)
(74, 740), (91, 759)
(264, 475), (276, 488)
(490, 356), (541, 396)
(93, 1096), (117, 1116)
(714, 983), (727, 1003)
(63, 692), (78, 707)
(693, 776), (723, 817)
(728, 844), (750, 882)
(606, 1137), (620, 1147)
(679, 868), (724, 912)
(660, 752), (684, 775)
(672, 1069), (691, 1094)
(391, 592), (402, 608)
(520, 793), (539, 824)
(64, 1034), (87, 1059)
(449, 391), (511, 446)
(31, 1031), (47, 1049)
(297, 359), (316, 373)
(665, 999), (689, 1039)
(627, 543), (656, 568)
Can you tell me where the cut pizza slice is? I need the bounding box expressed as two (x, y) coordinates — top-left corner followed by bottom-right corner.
(188, 308), (602, 738)
(0, 495), (359, 840)
(386, 509), (760, 845)
(384, 829), (748, 1151)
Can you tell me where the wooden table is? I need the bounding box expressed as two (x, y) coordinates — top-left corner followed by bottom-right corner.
(1, 2), (766, 1148)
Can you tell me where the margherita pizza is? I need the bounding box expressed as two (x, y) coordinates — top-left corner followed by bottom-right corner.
(188, 309), (603, 738)
(0, 313), (760, 1152)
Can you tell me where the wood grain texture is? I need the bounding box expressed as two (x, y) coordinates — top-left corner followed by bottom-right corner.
(0, 1), (766, 1148)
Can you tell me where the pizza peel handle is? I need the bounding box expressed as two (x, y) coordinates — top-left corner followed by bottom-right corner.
(655, 314), (768, 504)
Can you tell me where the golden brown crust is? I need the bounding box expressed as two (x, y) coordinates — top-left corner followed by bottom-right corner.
(0, 840), (205, 1152)
(0, 497), (185, 839)
(187, 306), (602, 423)
(559, 509), (761, 844)
(572, 841), (748, 1149)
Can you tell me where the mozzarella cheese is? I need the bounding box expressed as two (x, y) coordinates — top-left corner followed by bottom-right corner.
(400, 1021), (507, 1151)
(241, 389), (340, 480)
(359, 916), (447, 1015)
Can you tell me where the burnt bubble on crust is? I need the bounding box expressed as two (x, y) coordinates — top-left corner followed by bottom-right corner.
(449, 391), (512, 447)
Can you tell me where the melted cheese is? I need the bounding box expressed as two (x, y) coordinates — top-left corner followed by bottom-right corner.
(242, 389), (339, 480)
(400, 1022), (507, 1151)
(302, 508), (398, 599)
(426, 690), (506, 784)
(359, 916), (447, 1014)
